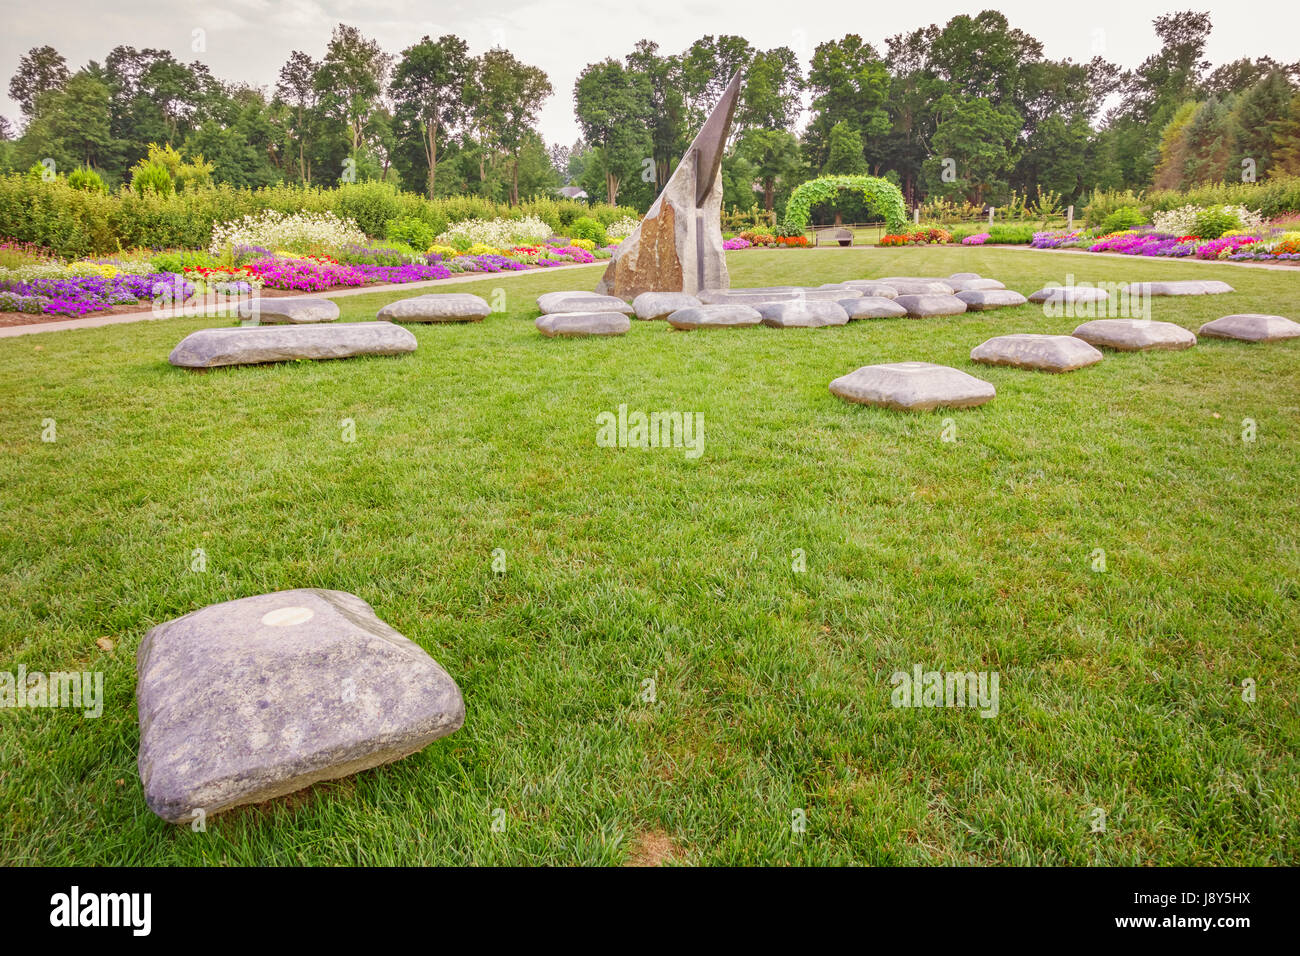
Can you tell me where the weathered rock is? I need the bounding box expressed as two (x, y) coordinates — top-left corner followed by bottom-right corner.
(1197, 313), (1300, 342)
(665, 304), (763, 330)
(829, 362), (995, 411)
(632, 291), (702, 320)
(946, 277), (1007, 292)
(1072, 319), (1197, 351)
(836, 280), (899, 298)
(1027, 285), (1111, 305)
(378, 293), (491, 322)
(894, 294), (968, 317)
(956, 289), (1029, 311)
(756, 300), (850, 328)
(537, 291), (604, 313)
(539, 293), (633, 315)
(949, 272), (981, 280)
(697, 287), (858, 305)
(136, 589), (465, 823)
(239, 297), (339, 324)
(596, 71), (742, 297)
(970, 333), (1104, 372)
(878, 278), (955, 295)
(535, 311), (631, 337)
(169, 322), (417, 369)
(839, 296), (908, 319)
(1122, 280), (1235, 296)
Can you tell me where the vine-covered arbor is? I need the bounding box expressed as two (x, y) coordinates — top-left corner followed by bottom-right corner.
(784, 175), (908, 234)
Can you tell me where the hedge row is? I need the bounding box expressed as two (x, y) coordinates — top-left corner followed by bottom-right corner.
(0, 176), (638, 257)
(1082, 176), (1300, 227)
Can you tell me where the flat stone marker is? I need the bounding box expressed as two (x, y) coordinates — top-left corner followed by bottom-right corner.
(836, 280), (899, 298)
(697, 287), (859, 305)
(829, 362), (995, 411)
(239, 297), (340, 324)
(894, 294), (968, 317)
(536, 311), (631, 337)
(956, 289), (1029, 311)
(756, 300), (849, 328)
(950, 272), (981, 280)
(1197, 313), (1300, 343)
(839, 296), (907, 319)
(878, 278), (956, 295)
(1028, 286), (1110, 305)
(665, 304), (763, 329)
(537, 291), (604, 313)
(632, 291), (701, 320)
(971, 333), (1104, 372)
(947, 277), (1007, 292)
(1122, 280), (1235, 296)
(169, 322), (417, 369)
(540, 293), (632, 315)
(136, 589), (465, 823)
(378, 293), (491, 322)
(1072, 319), (1197, 351)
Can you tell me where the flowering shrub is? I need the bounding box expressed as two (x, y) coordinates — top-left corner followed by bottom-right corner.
(0, 290), (49, 312)
(210, 210), (368, 255)
(878, 228), (953, 246)
(776, 235), (809, 247)
(605, 217), (639, 240)
(1193, 235), (1258, 259)
(1151, 204), (1265, 238)
(0, 273), (188, 316)
(962, 232), (991, 245)
(722, 237), (751, 250)
(437, 216), (551, 248)
(1031, 230), (1086, 248)
(569, 238), (596, 250)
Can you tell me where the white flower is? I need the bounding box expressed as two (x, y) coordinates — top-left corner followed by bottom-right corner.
(604, 216), (639, 240)
(209, 210), (367, 254)
(436, 216), (552, 247)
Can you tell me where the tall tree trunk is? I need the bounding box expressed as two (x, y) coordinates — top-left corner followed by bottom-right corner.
(607, 171), (620, 207)
(764, 178), (775, 212)
(425, 123), (438, 198)
(511, 155), (520, 205)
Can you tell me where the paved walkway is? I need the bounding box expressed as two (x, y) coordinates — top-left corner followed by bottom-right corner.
(0, 261), (605, 339)
(813, 242), (1300, 273)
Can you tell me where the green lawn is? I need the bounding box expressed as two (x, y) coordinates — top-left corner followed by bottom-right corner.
(2, 247), (1297, 865)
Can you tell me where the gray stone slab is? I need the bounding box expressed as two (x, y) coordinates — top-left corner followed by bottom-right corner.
(829, 361), (995, 411)
(946, 277), (1007, 292)
(1027, 285), (1110, 305)
(970, 333), (1104, 372)
(136, 589), (465, 823)
(949, 272), (981, 280)
(839, 296), (908, 319)
(537, 291), (604, 313)
(239, 297), (340, 324)
(835, 280), (900, 298)
(894, 294), (968, 317)
(378, 293), (491, 322)
(955, 289), (1029, 311)
(1071, 319), (1197, 351)
(1122, 280), (1235, 296)
(757, 300), (850, 328)
(698, 287), (860, 305)
(169, 322), (417, 369)
(632, 291), (702, 320)
(877, 278), (956, 295)
(665, 304), (763, 329)
(535, 311), (631, 337)
(1197, 313), (1300, 343)
(539, 293), (632, 315)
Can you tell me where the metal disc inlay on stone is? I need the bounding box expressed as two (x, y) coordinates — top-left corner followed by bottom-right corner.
(971, 334), (1104, 372)
(378, 293), (491, 322)
(535, 311), (631, 337)
(239, 297), (340, 324)
(1072, 319), (1197, 351)
(168, 322), (417, 369)
(829, 362), (995, 411)
(136, 588), (465, 823)
(1197, 314), (1300, 342)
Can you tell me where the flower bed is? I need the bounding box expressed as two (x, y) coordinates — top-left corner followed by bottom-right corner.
(0, 274), (192, 317)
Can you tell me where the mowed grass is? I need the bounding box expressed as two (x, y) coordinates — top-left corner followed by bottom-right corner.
(1, 247), (1297, 865)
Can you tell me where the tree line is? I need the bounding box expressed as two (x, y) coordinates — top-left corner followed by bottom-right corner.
(3, 11), (1298, 219)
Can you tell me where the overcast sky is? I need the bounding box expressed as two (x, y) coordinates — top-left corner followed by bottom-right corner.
(4, 0), (1299, 143)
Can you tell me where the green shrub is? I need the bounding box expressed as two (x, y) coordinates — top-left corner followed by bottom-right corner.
(131, 163), (174, 197)
(568, 216), (608, 245)
(1191, 206), (1242, 239)
(67, 167), (107, 194)
(986, 224), (1036, 244)
(1082, 188), (1146, 228)
(333, 182), (403, 237)
(1100, 206), (1147, 233)
(385, 216), (437, 250)
(151, 250), (218, 272)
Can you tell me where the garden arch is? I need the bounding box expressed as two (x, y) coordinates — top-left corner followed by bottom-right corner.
(784, 175), (908, 234)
